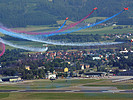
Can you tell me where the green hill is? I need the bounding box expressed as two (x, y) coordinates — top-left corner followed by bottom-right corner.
(0, 0), (132, 27)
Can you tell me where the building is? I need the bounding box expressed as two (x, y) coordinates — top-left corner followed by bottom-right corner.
(92, 57), (101, 60)
(0, 78), (2, 82)
(81, 65), (84, 70)
(119, 70), (133, 76)
(25, 66), (30, 70)
(85, 64), (90, 69)
(0, 76), (22, 82)
(120, 48), (133, 53)
(38, 66), (45, 69)
(55, 67), (64, 72)
(83, 72), (107, 77)
(67, 62), (71, 64)
(64, 67), (68, 72)
(45, 71), (56, 79)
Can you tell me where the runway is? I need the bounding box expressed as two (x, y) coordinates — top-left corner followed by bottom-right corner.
(0, 89), (133, 93)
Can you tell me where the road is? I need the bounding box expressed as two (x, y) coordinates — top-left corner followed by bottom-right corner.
(0, 89), (133, 93)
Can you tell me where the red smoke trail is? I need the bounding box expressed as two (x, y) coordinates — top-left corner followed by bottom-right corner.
(0, 8), (97, 35)
(0, 39), (5, 57)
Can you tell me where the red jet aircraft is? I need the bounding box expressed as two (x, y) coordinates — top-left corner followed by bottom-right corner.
(124, 8), (128, 10)
(93, 7), (98, 10)
(65, 17), (69, 20)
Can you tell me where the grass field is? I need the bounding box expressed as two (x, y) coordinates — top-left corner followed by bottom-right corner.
(84, 84), (133, 90)
(0, 79), (102, 90)
(84, 17), (107, 23)
(70, 26), (133, 35)
(0, 93), (9, 99)
(0, 79), (133, 100)
(1, 79), (133, 90)
(15, 25), (133, 35)
(13, 26), (57, 32)
(84, 80), (133, 90)
(0, 93), (133, 100)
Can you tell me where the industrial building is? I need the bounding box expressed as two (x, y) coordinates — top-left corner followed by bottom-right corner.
(83, 72), (107, 77)
(0, 78), (2, 83)
(0, 76), (22, 82)
(45, 71), (56, 79)
(119, 70), (133, 76)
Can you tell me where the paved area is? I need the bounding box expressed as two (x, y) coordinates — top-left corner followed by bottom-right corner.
(0, 76), (132, 93)
(0, 89), (132, 93)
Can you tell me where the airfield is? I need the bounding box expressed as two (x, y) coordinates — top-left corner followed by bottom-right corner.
(0, 18), (133, 99)
(0, 76), (133, 100)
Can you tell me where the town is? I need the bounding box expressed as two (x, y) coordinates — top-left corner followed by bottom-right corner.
(0, 31), (133, 82)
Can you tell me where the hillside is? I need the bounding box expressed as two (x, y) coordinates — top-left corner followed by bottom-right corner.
(0, 0), (133, 27)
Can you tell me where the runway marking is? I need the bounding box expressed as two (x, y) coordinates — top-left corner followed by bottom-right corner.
(102, 90), (125, 93)
(11, 90), (27, 92)
(65, 90), (80, 92)
(11, 90), (19, 92)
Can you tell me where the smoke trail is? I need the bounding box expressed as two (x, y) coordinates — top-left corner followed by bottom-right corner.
(0, 26), (124, 46)
(0, 8), (96, 35)
(0, 38), (48, 52)
(56, 20), (67, 31)
(0, 9), (125, 39)
(0, 8), (126, 47)
(0, 19), (67, 34)
(0, 10), (125, 37)
(44, 9), (125, 37)
(40, 8), (96, 35)
(36, 40), (124, 46)
(21, 8), (96, 35)
(0, 39), (5, 56)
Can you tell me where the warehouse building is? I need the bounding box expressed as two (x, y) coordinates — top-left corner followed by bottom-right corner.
(119, 70), (133, 76)
(83, 72), (107, 77)
(0, 76), (22, 82)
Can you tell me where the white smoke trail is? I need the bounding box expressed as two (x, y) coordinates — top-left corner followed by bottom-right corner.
(0, 38), (48, 52)
(0, 28), (124, 46)
(41, 39), (124, 46)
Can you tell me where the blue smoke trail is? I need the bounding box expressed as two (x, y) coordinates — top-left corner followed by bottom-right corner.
(0, 9), (124, 40)
(44, 10), (125, 37)
(0, 28), (124, 46)
(56, 20), (67, 31)
(0, 9), (125, 46)
(0, 38), (48, 52)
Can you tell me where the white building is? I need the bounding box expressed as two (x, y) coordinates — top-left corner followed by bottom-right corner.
(48, 74), (56, 79)
(93, 57), (101, 60)
(81, 65), (84, 70)
(0, 78), (2, 82)
(46, 72), (56, 79)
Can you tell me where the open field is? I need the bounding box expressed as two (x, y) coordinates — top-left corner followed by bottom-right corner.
(0, 93), (133, 100)
(1, 78), (133, 90)
(13, 26), (57, 32)
(84, 80), (133, 90)
(70, 26), (133, 35)
(84, 17), (107, 23)
(84, 84), (133, 90)
(13, 25), (133, 35)
(0, 78), (133, 99)
(0, 79), (102, 90)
